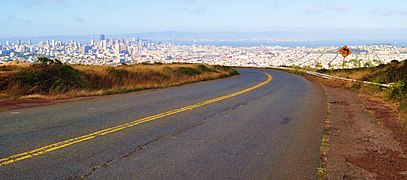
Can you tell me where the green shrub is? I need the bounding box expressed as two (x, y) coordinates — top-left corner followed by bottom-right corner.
(227, 68), (240, 75)
(294, 70), (306, 75)
(365, 84), (382, 94)
(141, 62), (152, 65)
(213, 65), (240, 75)
(14, 63), (82, 94)
(80, 72), (109, 89)
(38, 57), (62, 65)
(388, 81), (406, 100)
(213, 65), (229, 71)
(105, 67), (128, 78)
(175, 67), (201, 76)
(317, 68), (331, 74)
(163, 66), (174, 73)
(196, 64), (213, 72)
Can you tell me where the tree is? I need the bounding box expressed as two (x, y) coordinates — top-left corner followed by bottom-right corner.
(390, 60), (399, 64)
(38, 57), (62, 65)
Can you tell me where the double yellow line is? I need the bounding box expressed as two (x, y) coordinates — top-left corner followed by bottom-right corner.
(0, 73), (272, 167)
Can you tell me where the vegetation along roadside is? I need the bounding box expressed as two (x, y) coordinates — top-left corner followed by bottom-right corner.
(0, 57), (239, 108)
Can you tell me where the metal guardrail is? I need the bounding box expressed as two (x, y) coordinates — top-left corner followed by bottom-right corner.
(269, 66), (392, 88)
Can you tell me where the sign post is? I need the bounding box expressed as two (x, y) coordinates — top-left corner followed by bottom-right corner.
(339, 45), (352, 69)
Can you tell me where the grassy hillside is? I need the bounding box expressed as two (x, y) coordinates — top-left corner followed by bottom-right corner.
(317, 60), (407, 122)
(317, 60), (406, 97)
(317, 60), (406, 84)
(0, 58), (239, 100)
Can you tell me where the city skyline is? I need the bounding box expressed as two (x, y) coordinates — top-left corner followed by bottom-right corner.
(1, 34), (406, 69)
(1, 0), (407, 38)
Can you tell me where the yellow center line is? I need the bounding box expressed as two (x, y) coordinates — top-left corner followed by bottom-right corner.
(0, 73), (272, 167)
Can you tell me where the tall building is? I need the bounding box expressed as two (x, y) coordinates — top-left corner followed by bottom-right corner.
(100, 40), (107, 50)
(82, 45), (92, 55)
(90, 35), (94, 45)
(114, 44), (121, 55)
(100, 34), (106, 41)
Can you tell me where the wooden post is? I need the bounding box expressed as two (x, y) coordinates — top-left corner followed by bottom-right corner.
(342, 57), (345, 69)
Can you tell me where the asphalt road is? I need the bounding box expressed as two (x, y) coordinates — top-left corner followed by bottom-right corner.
(0, 69), (326, 179)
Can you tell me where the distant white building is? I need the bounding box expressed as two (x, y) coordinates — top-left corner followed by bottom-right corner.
(113, 57), (125, 64)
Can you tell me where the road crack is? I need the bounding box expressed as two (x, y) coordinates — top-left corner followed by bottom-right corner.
(0, 169), (12, 178)
(72, 88), (273, 179)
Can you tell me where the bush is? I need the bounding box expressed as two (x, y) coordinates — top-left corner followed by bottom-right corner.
(141, 62), (152, 65)
(162, 66), (174, 73)
(213, 65), (229, 71)
(294, 70), (306, 75)
(390, 60), (399, 64)
(38, 57), (62, 65)
(105, 67), (128, 78)
(227, 68), (240, 75)
(175, 67), (201, 76)
(196, 64), (213, 72)
(80, 72), (109, 89)
(213, 65), (240, 75)
(388, 81), (406, 100)
(317, 68), (331, 74)
(14, 63), (82, 94)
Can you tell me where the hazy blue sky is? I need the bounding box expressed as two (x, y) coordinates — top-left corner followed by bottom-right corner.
(1, 0), (406, 37)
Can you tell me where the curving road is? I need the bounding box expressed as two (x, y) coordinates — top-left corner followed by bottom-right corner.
(0, 69), (327, 179)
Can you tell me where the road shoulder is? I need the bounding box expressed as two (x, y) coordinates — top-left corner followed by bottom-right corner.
(325, 86), (407, 179)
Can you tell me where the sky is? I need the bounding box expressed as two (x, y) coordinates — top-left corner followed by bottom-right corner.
(0, 0), (407, 38)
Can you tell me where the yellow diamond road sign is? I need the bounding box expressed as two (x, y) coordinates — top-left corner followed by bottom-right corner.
(339, 45), (351, 58)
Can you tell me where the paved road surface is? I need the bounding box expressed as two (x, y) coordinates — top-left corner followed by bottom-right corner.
(0, 69), (326, 179)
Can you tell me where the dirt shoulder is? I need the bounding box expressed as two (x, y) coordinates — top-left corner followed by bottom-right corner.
(0, 96), (95, 111)
(306, 75), (407, 179)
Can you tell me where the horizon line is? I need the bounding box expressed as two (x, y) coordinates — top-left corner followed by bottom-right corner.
(1, 27), (407, 39)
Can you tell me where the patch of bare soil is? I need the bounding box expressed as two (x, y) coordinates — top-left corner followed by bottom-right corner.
(324, 86), (407, 179)
(0, 96), (94, 111)
(347, 149), (407, 180)
(0, 99), (53, 110)
(360, 94), (407, 152)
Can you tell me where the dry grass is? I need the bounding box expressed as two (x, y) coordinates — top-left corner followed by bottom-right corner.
(0, 63), (238, 100)
(0, 60), (32, 67)
(328, 71), (370, 80)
